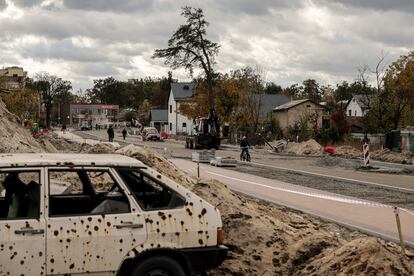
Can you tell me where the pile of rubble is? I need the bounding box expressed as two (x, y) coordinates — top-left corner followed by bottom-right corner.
(371, 149), (413, 165)
(0, 99), (44, 153)
(335, 145), (362, 159)
(284, 139), (324, 156)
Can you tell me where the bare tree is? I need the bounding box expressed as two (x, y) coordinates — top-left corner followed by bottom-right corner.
(153, 6), (220, 111)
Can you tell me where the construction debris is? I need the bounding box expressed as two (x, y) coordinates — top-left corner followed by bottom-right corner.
(285, 139), (324, 156)
(335, 145), (362, 159)
(371, 149), (414, 165)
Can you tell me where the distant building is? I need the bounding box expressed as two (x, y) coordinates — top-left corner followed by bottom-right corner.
(273, 99), (329, 134)
(61, 103), (119, 128)
(167, 82), (195, 135)
(149, 109), (168, 132)
(345, 95), (371, 117)
(256, 94), (290, 121)
(0, 66), (28, 89)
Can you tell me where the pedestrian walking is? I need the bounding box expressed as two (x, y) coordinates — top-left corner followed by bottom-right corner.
(122, 128), (127, 140)
(107, 125), (114, 142)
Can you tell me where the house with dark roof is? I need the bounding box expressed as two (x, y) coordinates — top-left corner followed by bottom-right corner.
(345, 94), (371, 117)
(273, 99), (329, 135)
(167, 82), (195, 135)
(256, 94), (290, 120)
(149, 109), (168, 132)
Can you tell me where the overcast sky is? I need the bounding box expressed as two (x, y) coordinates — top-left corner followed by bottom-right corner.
(1, 0), (413, 90)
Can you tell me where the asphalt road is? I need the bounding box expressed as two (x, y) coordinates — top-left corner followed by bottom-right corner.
(75, 130), (414, 191)
(172, 158), (414, 247)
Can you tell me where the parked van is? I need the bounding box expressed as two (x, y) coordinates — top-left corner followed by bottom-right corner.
(0, 153), (227, 275)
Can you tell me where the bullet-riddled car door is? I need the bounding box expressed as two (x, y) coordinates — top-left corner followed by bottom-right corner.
(0, 169), (46, 276)
(45, 167), (146, 275)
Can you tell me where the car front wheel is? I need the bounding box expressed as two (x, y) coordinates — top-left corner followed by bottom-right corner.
(132, 255), (186, 276)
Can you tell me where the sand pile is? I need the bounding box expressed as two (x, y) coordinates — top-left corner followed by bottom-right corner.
(335, 145), (362, 159)
(81, 143), (117, 154)
(371, 149), (413, 165)
(285, 139), (324, 156)
(0, 98), (44, 153)
(111, 144), (413, 275)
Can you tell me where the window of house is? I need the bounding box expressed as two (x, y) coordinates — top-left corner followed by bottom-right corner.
(48, 169), (130, 217)
(169, 123), (172, 131)
(355, 110), (357, 116)
(0, 171), (41, 220)
(169, 105), (172, 113)
(348, 110), (352, 116)
(117, 169), (185, 210)
(306, 104), (311, 108)
(182, 122), (187, 128)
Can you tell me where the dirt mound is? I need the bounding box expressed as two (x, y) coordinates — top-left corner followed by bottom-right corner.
(81, 143), (117, 154)
(335, 145), (362, 159)
(371, 149), (413, 165)
(301, 238), (412, 275)
(285, 139), (324, 156)
(114, 145), (413, 275)
(0, 98), (44, 153)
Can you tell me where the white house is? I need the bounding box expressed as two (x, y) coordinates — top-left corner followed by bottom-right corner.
(167, 82), (195, 135)
(345, 95), (371, 117)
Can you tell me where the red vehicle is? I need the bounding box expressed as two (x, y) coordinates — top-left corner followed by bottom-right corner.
(142, 127), (161, 141)
(160, 131), (169, 139)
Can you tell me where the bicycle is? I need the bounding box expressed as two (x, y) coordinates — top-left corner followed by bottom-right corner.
(240, 147), (251, 162)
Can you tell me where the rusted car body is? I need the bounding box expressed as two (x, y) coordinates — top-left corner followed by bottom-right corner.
(0, 153), (227, 275)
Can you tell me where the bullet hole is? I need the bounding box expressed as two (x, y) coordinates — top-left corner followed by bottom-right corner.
(50, 258), (54, 263)
(66, 238), (71, 243)
(119, 239), (123, 243)
(106, 222), (111, 227)
(53, 230), (59, 236)
(162, 233), (166, 237)
(198, 230), (203, 234)
(87, 217), (92, 222)
(39, 252), (43, 257)
(175, 232), (180, 236)
(189, 202), (194, 206)
(168, 214), (172, 218)
(198, 239), (204, 245)
(186, 209), (192, 216)
(94, 226), (99, 231)
(59, 227), (63, 231)
(9, 246), (12, 250)
(20, 260), (24, 265)
(98, 219), (102, 223)
(181, 221), (184, 225)
(88, 231), (92, 235)
(5, 224), (10, 229)
(132, 248), (139, 257)
(80, 220), (84, 224)
(69, 263), (75, 269)
(201, 208), (207, 215)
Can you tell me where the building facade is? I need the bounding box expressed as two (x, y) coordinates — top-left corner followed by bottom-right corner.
(0, 66), (28, 89)
(149, 109), (168, 132)
(273, 99), (329, 135)
(167, 82), (195, 135)
(61, 104), (119, 128)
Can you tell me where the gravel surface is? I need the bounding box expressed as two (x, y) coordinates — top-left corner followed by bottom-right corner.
(229, 164), (414, 210)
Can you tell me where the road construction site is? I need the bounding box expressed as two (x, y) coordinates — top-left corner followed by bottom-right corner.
(4, 117), (408, 275)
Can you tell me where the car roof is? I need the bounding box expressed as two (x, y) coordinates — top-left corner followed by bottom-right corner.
(0, 153), (146, 169)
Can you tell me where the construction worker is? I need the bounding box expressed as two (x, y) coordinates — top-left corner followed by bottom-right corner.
(107, 126), (114, 142)
(122, 128), (127, 140)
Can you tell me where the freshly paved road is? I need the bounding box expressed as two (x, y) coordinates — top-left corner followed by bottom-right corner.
(171, 158), (414, 247)
(75, 130), (414, 191)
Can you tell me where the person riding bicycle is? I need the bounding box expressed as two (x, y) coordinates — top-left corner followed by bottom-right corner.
(240, 136), (251, 161)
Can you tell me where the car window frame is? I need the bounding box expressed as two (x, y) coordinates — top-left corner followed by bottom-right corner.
(46, 166), (137, 218)
(115, 167), (186, 212)
(0, 167), (44, 221)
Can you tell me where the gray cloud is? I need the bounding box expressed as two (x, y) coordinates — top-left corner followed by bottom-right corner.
(328, 0), (414, 13)
(0, 0), (6, 10)
(0, 0), (413, 90)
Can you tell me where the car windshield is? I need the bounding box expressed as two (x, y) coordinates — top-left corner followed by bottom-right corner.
(146, 129), (158, 134)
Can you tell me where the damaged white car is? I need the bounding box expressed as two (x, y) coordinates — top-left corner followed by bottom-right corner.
(0, 153), (227, 275)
